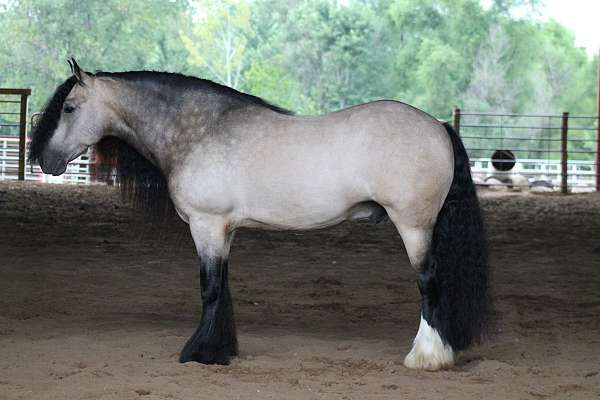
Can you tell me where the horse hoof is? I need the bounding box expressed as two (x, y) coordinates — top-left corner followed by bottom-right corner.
(179, 336), (237, 365)
(403, 347), (454, 371)
(403, 316), (454, 371)
(179, 345), (233, 365)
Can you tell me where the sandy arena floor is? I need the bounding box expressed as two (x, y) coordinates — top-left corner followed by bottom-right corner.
(0, 181), (599, 399)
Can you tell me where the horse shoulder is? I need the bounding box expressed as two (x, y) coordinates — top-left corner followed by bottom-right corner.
(168, 143), (238, 225)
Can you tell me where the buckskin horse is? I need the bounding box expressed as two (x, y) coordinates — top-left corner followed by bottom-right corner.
(29, 59), (490, 371)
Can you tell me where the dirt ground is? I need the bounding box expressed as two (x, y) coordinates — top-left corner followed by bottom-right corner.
(0, 181), (599, 400)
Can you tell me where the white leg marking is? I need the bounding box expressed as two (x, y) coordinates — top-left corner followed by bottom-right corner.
(404, 315), (454, 371)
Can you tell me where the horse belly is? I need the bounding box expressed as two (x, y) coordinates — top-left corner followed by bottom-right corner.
(238, 168), (366, 230)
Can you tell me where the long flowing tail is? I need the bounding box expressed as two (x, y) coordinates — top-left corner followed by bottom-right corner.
(429, 122), (491, 351)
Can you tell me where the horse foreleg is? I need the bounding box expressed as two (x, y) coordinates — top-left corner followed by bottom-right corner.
(179, 217), (238, 365)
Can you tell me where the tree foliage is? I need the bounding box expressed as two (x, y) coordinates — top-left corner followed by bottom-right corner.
(182, 0), (251, 89)
(0, 0), (596, 121)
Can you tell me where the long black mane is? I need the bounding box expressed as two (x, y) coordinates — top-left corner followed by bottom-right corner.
(29, 70), (292, 219)
(96, 70), (293, 115)
(28, 76), (78, 163)
(94, 136), (175, 221)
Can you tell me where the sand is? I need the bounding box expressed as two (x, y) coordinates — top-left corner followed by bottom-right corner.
(1, 181), (599, 399)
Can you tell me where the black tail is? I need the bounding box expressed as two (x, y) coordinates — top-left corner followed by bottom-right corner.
(429, 123), (491, 351)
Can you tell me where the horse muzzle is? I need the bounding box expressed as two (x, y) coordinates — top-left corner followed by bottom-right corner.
(39, 154), (68, 176)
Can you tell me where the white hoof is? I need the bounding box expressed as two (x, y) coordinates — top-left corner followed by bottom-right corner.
(404, 315), (454, 371)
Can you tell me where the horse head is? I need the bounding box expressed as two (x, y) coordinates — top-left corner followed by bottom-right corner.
(29, 58), (109, 175)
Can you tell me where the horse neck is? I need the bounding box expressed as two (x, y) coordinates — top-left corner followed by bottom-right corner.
(99, 79), (198, 174)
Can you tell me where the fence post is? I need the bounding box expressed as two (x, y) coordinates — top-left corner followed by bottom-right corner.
(453, 107), (461, 136)
(18, 91), (30, 181)
(596, 48), (599, 192)
(561, 112), (569, 194)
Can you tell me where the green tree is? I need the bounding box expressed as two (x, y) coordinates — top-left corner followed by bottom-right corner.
(181, 0), (252, 89)
(0, 0), (191, 111)
(387, 0), (491, 117)
(0, 0), (596, 124)
(244, 63), (316, 113)
(249, 0), (389, 114)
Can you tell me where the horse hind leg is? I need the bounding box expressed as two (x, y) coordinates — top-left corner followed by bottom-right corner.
(383, 122), (491, 371)
(390, 216), (454, 371)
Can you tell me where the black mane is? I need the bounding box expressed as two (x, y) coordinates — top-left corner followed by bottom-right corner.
(28, 70), (293, 220)
(94, 136), (175, 221)
(96, 70), (293, 115)
(28, 76), (78, 163)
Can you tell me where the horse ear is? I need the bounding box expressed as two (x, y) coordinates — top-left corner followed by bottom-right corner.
(67, 57), (90, 86)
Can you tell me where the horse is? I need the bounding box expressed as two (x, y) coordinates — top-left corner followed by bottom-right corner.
(29, 59), (490, 371)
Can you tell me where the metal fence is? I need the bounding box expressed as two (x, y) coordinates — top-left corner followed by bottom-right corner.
(453, 109), (599, 193)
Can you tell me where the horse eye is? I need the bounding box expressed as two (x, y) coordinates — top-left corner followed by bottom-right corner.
(64, 105), (76, 114)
